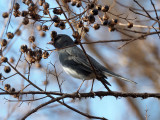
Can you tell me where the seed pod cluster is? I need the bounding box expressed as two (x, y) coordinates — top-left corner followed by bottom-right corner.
(13, 3), (21, 17)
(4, 84), (19, 98)
(20, 44), (50, 63)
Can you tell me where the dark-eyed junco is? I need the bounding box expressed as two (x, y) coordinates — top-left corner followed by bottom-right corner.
(48, 34), (136, 91)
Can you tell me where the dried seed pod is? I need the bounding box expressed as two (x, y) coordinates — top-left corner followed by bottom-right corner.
(20, 45), (28, 53)
(52, 15), (60, 23)
(4, 66), (11, 73)
(59, 21), (66, 30)
(42, 25), (48, 31)
(39, 0), (45, 6)
(50, 31), (57, 38)
(13, 94), (19, 98)
(77, 21), (83, 28)
(43, 9), (49, 15)
(102, 14), (109, 21)
(103, 20), (108, 25)
(43, 80), (49, 85)
(29, 57), (36, 63)
(2, 12), (9, 18)
(102, 5), (109, 12)
(128, 22), (133, 28)
(83, 16), (88, 22)
(15, 29), (21, 36)
(4, 84), (11, 91)
(9, 57), (15, 63)
(28, 36), (35, 43)
(30, 13), (40, 20)
(28, 3), (37, 11)
(76, 1), (82, 7)
(40, 31), (46, 37)
(88, 15), (95, 23)
(53, 8), (63, 15)
(72, 31), (81, 40)
(1, 56), (8, 63)
(22, 17), (29, 25)
(84, 27), (89, 33)
(27, 49), (35, 57)
(71, 0), (76, 6)
(1, 39), (7, 47)
(113, 19), (118, 24)
(108, 26), (115, 32)
(13, 10), (21, 17)
(13, 3), (20, 11)
(42, 51), (49, 59)
(87, 3), (94, 9)
(54, 22), (59, 27)
(43, 2), (49, 10)
(36, 49), (42, 55)
(90, 9), (98, 15)
(35, 54), (42, 62)
(7, 32), (14, 39)
(93, 24), (100, 30)
(21, 11), (28, 17)
(96, 5), (102, 10)
(22, 0), (26, 4)
(107, 20), (115, 27)
(36, 25), (42, 31)
(25, 0), (32, 6)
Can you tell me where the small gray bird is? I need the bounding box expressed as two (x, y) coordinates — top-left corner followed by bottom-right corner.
(48, 34), (136, 91)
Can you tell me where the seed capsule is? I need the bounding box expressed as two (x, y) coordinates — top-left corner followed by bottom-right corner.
(2, 12), (9, 18)
(28, 36), (35, 43)
(1, 39), (7, 47)
(7, 32), (14, 39)
(4, 66), (11, 73)
(102, 5), (109, 12)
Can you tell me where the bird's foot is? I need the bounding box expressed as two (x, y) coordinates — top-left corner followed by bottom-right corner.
(89, 90), (96, 98)
(74, 90), (81, 98)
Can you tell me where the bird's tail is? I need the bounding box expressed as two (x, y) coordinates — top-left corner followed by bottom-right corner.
(100, 79), (112, 92)
(104, 70), (137, 84)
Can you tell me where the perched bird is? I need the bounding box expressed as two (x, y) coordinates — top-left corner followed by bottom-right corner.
(48, 34), (136, 91)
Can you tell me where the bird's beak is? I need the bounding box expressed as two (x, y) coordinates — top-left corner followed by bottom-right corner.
(47, 41), (54, 44)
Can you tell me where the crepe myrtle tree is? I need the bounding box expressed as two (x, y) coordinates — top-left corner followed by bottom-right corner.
(0, 0), (160, 120)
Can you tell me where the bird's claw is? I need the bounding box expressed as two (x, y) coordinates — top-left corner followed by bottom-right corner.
(89, 91), (96, 98)
(74, 91), (81, 98)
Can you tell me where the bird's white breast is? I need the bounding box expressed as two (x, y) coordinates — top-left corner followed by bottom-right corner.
(62, 66), (94, 80)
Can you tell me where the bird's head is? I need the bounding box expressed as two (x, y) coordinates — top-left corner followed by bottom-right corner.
(48, 34), (74, 49)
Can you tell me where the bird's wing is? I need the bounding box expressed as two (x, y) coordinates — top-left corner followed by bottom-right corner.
(65, 46), (104, 72)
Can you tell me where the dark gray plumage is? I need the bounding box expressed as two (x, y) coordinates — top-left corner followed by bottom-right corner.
(48, 34), (136, 90)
